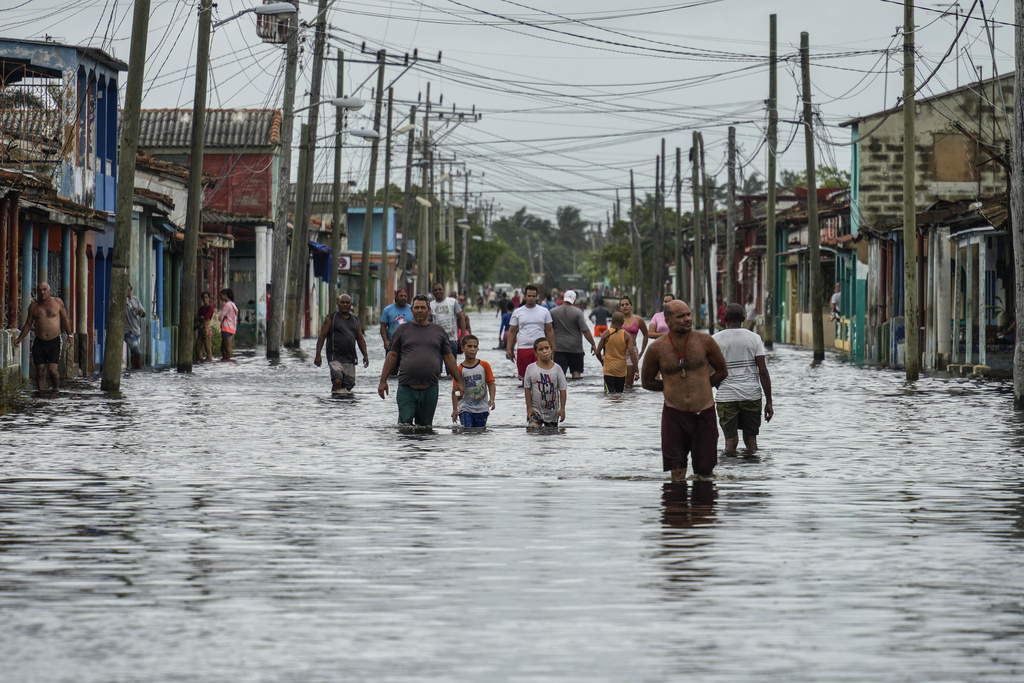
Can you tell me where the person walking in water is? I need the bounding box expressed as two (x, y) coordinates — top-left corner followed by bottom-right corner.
(618, 296), (648, 388)
(378, 294), (463, 426)
(641, 300), (728, 482)
(430, 282), (468, 360)
(380, 288), (412, 377)
(451, 335), (496, 427)
(713, 303), (773, 454)
(589, 298), (612, 337)
(12, 282), (74, 392)
(647, 293), (675, 340)
(830, 282), (842, 322)
(595, 311), (638, 394)
(218, 288), (238, 361)
(550, 290), (596, 379)
(523, 337), (566, 428)
(506, 284), (554, 386)
(315, 294), (369, 396)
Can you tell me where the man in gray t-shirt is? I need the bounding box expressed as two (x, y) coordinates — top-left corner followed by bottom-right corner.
(379, 295), (463, 426)
(549, 290), (596, 379)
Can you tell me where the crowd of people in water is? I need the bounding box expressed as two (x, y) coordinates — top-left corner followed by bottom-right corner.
(315, 282), (774, 481)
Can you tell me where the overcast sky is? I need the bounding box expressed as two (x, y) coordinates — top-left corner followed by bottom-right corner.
(5, 0), (1018, 226)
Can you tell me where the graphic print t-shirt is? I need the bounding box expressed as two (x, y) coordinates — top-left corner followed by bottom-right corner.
(454, 360), (494, 414)
(523, 362), (567, 423)
(381, 304), (412, 340)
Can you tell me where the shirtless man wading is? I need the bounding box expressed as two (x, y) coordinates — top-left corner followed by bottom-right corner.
(13, 282), (75, 392)
(641, 300), (728, 482)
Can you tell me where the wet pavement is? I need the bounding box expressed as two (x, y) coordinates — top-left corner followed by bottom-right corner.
(2, 309), (1023, 682)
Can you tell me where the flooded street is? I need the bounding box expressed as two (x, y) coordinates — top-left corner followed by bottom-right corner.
(3, 310), (1023, 682)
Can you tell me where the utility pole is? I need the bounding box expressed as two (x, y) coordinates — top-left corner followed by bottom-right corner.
(651, 153), (661, 312)
(288, 0), (331, 346)
(461, 169), (470, 296)
(765, 13), (778, 348)
(397, 105), (416, 288)
(100, 0), (151, 392)
(379, 86), (394, 310)
(425, 84), (435, 286)
(629, 170), (645, 313)
(675, 147), (684, 301)
(267, 0), (299, 358)
(700, 132), (715, 335)
(283, 123), (308, 346)
(659, 138), (667, 307)
(1012, 0), (1024, 408)
(801, 31), (825, 361)
(726, 126), (737, 305)
(903, 0), (920, 379)
(358, 50), (386, 328)
(691, 134), (703, 329)
(329, 50), (345, 309)
(176, 0), (211, 373)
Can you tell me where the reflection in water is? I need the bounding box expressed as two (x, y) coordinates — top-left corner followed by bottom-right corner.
(660, 481), (718, 530)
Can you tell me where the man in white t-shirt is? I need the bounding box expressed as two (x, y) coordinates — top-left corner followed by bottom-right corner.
(505, 283), (555, 385)
(429, 282), (468, 357)
(830, 282), (841, 322)
(712, 303), (773, 454)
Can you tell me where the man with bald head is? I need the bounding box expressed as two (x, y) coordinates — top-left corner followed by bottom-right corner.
(641, 300), (727, 481)
(13, 282), (74, 392)
(315, 294), (369, 395)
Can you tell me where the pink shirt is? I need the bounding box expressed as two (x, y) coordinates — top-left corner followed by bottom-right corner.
(650, 311), (669, 334)
(220, 301), (238, 333)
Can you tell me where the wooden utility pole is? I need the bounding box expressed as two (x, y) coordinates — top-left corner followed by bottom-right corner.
(676, 147), (684, 301)
(1012, 0), (1024, 408)
(425, 84), (435, 285)
(100, 0), (151, 392)
(700, 132), (715, 335)
(651, 153), (661, 312)
(358, 50), (386, 328)
(379, 86), (394, 310)
(726, 126), (737, 304)
(267, 1), (299, 358)
(801, 31), (825, 361)
(629, 170), (645, 313)
(691, 133), (703, 328)
(658, 138), (667, 308)
(176, 0), (211, 373)
(397, 105), (416, 287)
(903, 0), (920, 379)
(329, 50), (345, 309)
(288, 0), (331, 346)
(765, 13), (778, 348)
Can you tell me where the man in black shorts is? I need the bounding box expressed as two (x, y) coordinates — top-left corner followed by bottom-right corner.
(550, 290), (596, 379)
(13, 281), (75, 392)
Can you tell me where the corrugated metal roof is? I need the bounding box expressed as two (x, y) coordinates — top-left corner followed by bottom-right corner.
(138, 109), (281, 150)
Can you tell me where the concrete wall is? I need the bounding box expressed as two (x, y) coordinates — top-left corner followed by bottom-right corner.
(855, 76), (1012, 228)
(789, 312), (837, 349)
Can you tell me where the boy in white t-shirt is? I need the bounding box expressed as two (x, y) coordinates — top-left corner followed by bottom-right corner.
(451, 335), (496, 428)
(523, 337), (567, 428)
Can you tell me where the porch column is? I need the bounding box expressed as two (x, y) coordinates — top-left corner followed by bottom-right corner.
(255, 224), (268, 339)
(935, 228), (951, 365)
(21, 220), (34, 377)
(62, 225), (72, 307)
(965, 243), (974, 365)
(76, 231), (88, 373)
(925, 234), (935, 368)
(952, 242), (961, 363)
(978, 238), (986, 368)
(38, 223), (49, 289)
(8, 195), (18, 327)
(0, 197), (7, 327)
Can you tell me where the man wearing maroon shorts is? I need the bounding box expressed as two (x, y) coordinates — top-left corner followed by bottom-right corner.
(641, 300), (728, 481)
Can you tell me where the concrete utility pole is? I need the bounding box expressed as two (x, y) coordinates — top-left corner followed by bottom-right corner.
(676, 147), (684, 301)
(801, 32), (825, 361)
(726, 126), (737, 305)
(765, 13), (778, 348)
(288, 0), (331, 346)
(283, 123), (308, 346)
(267, 0), (299, 359)
(700, 132), (715, 335)
(1012, 0), (1024, 408)
(358, 50), (386, 329)
(176, 0), (212, 373)
(329, 50), (345, 309)
(651, 153), (661, 312)
(461, 170), (470, 296)
(629, 170), (645, 313)
(903, 0), (921, 379)
(379, 86), (394, 310)
(425, 84), (436, 285)
(397, 105), (416, 287)
(100, 0), (151, 392)
(691, 133), (703, 329)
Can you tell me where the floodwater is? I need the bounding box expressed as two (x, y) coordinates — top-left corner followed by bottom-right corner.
(2, 310), (1023, 682)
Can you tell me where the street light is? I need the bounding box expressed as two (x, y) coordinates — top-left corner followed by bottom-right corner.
(213, 1), (296, 28)
(294, 96), (366, 114)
